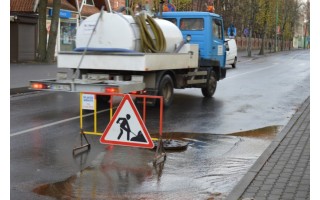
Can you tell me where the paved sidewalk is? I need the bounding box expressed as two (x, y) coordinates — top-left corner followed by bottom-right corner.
(227, 97), (310, 200)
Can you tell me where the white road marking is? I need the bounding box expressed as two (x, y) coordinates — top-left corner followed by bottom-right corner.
(11, 108), (113, 137)
(226, 64), (278, 79)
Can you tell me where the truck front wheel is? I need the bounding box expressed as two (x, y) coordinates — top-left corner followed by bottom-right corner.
(158, 75), (174, 107)
(201, 71), (217, 97)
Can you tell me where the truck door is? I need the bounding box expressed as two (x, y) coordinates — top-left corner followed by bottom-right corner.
(211, 18), (226, 67)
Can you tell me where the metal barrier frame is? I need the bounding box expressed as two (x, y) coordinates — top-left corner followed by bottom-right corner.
(79, 92), (163, 138)
(75, 92), (166, 164)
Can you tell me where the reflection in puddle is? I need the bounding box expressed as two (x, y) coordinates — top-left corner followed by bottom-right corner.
(229, 125), (282, 139)
(33, 126), (281, 199)
(33, 175), (77, 199)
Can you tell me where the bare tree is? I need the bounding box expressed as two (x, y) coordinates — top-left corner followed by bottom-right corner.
(195, 0), (206, 11)
(175, 0), (193, 11)
(37, 0), (61, 63)
(247, 0), (259, 57)
(37, 0), (47, 62)
(46, 0), (61, 63)
(258, 0), (270, 55)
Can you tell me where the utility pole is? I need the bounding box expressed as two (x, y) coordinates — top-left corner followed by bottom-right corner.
(275, 0), (278, 52)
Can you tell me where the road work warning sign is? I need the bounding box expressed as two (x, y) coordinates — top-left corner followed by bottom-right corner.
(100, 95), (154, 149)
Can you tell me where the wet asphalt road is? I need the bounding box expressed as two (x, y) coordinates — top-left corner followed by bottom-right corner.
(10, 50), (310, 199)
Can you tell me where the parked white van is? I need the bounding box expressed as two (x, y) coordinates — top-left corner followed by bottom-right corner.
(225, 38), (237, 68)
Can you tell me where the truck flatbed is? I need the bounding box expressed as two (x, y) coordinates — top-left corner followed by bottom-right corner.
(57, 44), (198, 71)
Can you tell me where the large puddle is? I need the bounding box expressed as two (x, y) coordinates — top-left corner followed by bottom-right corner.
(33, 126), (281, 199)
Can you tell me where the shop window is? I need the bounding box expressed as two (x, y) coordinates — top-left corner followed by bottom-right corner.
(60, 21), (77, 51)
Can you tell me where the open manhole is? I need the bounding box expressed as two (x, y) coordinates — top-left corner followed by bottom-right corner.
(153, 139), (189, 151)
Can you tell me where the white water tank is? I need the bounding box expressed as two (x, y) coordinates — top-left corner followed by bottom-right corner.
(76, 12), (183, 53)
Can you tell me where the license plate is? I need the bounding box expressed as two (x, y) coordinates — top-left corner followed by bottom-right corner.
(51, 84), (71, 91)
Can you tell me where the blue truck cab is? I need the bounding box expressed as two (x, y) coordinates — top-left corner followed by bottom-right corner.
(162, 12), (226, 80)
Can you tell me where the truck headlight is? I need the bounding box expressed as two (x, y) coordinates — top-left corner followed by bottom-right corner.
(186, 35), (192, 43)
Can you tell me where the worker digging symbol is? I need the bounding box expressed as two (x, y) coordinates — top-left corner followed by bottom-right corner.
(117, 114), (131, 140)
(116, 114), (147, 143)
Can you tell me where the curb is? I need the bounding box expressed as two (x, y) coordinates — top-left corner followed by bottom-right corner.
(10, 87), (30, 95)
(10, 87), (41, 96)
(226, 97), (310, 200)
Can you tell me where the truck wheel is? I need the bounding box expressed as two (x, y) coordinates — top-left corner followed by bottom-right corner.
(201, 71), (217, 97)
(158, 75), (174, 107)
(232, 57), (237, 68)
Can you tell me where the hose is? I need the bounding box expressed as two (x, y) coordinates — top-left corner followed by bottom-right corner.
(117, 8), (166, 53)
(134, 14), (167, 53)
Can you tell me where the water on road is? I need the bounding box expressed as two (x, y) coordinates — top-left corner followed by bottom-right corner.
(33, 126), (281, 199)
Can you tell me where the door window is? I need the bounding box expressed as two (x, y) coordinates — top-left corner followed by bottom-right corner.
(212, 19), (222, 39)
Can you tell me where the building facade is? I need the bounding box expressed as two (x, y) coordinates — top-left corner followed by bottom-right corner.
(10, 0), (118, 62)
(10, 0), (39, 62)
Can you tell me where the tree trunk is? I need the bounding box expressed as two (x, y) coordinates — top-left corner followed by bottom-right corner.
(259, 37), (265, 55)
(46, 0), (61, 63)
(247, 28), (252, 57)
(281, 35), (284, 51)
(259, 20), (267, 55)
(37, 0), (47, 62)
(259, 0), (269, 55)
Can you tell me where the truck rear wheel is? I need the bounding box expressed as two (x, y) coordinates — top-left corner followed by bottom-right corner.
(158, 75), (174, 107)
(201, 71), (217, 97)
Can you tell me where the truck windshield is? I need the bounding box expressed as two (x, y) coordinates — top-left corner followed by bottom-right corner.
(180, 18), (204, 31)
(165, 18), (177, 25)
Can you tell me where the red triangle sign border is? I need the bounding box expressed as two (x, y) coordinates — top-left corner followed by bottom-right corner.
(100, 94), (154, 149)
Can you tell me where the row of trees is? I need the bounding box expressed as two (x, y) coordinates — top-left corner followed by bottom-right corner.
(172, 0), (310, 55)
(39, 0), (309, 62)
